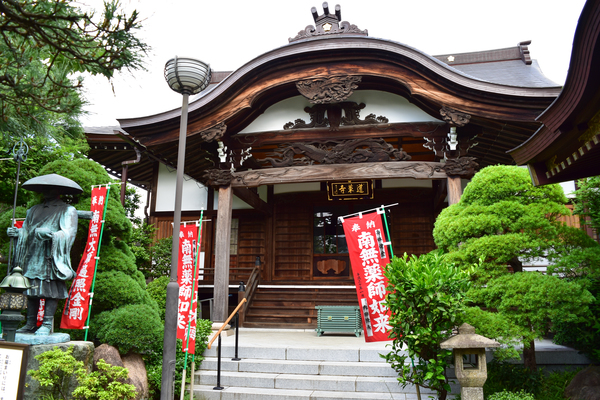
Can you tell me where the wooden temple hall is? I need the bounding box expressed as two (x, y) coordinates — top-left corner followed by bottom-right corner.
(86, 4), (562, 327)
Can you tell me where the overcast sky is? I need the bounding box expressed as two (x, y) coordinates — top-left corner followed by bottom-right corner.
(79, 0), (587, 127)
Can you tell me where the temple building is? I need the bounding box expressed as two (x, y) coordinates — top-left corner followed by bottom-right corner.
(86, 3), (563, 327)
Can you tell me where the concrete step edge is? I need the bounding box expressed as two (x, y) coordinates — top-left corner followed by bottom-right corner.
(190, 384), (427, 399)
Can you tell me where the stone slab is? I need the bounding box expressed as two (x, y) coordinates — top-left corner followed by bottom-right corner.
(275, 373), (357, 391)
(319, 361), (397, 377)
(287, 347), (359, 362)
(15, 332), (70, 345)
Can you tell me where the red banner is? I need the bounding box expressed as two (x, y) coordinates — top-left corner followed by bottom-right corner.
(36, 299), (45, 327)
(176, 223), (202, 354)
(60, 186), (108, 329)
(342, 211), (393, 342)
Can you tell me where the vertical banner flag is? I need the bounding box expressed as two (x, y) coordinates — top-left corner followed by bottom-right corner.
(342, 211), (393, 342)
(36, 299), (45, 327)
(60, 186), (108, 329)
(176, 223), (201, 354)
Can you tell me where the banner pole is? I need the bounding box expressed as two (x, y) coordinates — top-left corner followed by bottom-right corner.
(180, 210), (204, 400)
(84, 184), (111, 341)
(379, 206), (394, 259)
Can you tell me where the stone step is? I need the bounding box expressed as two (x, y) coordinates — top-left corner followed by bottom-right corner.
(195, 370), (434, 394)
(203, 344), (389, 362)
(201, 357), (398, 377)
(190, 384), (426, 400)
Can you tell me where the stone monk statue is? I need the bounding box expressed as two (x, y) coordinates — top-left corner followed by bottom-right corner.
(6, 174), (81, 336)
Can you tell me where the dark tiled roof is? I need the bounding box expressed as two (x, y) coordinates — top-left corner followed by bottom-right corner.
(434, 46), (559, 88)
(449, 60), (558, 87)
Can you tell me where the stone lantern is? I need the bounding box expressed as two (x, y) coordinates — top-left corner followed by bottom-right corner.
(440, 323), (500, 400)
(0, 267), (33, 342)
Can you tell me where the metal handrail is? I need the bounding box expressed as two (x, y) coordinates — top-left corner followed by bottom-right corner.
(207, 297), (247, 391)
(207, 297), (247, 349)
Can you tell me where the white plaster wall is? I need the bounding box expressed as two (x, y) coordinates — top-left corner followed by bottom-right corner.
(155, 163), (208, 212)
(239, 91), (442, 134)
(346, 91), (442, 123)
(207, 185), (269, 210)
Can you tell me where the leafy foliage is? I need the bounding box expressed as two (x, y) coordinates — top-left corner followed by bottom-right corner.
(383, 252), (472, 400)
(433, 165), (592, 279)
(433, 165), (599, 369)
(28, 346), (136, 400)
(144, 319), (213, 399)
(0, 0), (147, 127)
(72, 359), (136, 400)
(470, 272), (593, 347)
(92, 303), (163, 354)
(28, 346), (82, 399)
(488, 390), (536, 400)
(483, 360), (580, 400)
(146, 275), (169, 321)
(145, 275), (212, 399)
(572, 175), (600, 231)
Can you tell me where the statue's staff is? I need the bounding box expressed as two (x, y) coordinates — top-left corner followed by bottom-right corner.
(7, 138), (29, 274)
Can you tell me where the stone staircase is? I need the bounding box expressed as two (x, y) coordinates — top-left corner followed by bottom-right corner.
(192, 329), (443, 399)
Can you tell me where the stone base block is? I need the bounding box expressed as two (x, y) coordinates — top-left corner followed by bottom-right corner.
(461, 386), (484, 400)
(16, 332), (70, 345)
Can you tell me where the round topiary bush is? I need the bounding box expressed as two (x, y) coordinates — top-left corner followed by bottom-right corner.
(92, 303), (163, 354)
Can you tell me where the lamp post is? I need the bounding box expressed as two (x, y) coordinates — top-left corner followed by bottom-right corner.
(162, 56), (211, 400)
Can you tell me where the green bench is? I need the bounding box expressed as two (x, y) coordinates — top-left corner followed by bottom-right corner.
(315, 305), (362, 337)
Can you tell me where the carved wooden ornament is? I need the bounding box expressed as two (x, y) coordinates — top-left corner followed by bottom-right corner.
(296, 76), (362, 104)
(260, 138), (411, 167)
(442, 157), (479, 177)
(199, 122), (227, 143)
(284, 101), (388, 131)
(203, 169), (233, 187)
(289, 4), (368, 42)
(440, 106), (471, 127)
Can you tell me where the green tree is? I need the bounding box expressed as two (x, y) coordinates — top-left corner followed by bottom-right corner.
(0, 0), (147, 134)
(383, 252), (472, 400)
(433, 165), (598, 370)
(572, 175), (600, 232)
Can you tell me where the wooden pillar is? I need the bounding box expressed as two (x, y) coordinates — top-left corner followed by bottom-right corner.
(447, 176), (462, 205)
(213, 185), (233, 322)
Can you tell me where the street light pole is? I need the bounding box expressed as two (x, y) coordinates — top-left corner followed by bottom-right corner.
(162, 56), (211, 400)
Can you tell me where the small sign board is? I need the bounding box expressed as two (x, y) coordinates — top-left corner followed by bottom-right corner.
(327, 180), (374, 201)
(0, 341), (29, 400)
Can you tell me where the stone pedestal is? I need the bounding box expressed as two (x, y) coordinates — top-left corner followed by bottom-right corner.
(16, 331), (70, 345)
(24, 341), (94, 400)
(462, 387), (484, 400)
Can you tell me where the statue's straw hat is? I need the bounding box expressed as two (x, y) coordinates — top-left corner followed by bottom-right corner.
(22, 174), (83, 195)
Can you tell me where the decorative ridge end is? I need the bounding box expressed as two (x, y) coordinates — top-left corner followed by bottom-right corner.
(519, 40), (533, 65)
(289, 3), (368, 43)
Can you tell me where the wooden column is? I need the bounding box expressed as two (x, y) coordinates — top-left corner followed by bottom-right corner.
(213, 185), (233, 322)
(447, 176), (462, 205)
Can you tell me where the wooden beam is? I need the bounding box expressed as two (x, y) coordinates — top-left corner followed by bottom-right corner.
(231, 161), (447, 187)
(447, 176), (463, 205)
(232, 187), (273, 215)
(213, 186), (233, 323)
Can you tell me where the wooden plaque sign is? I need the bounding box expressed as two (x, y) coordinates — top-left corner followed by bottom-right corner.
(0, 341), (29, 400)
(327, 180), (374, 201)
